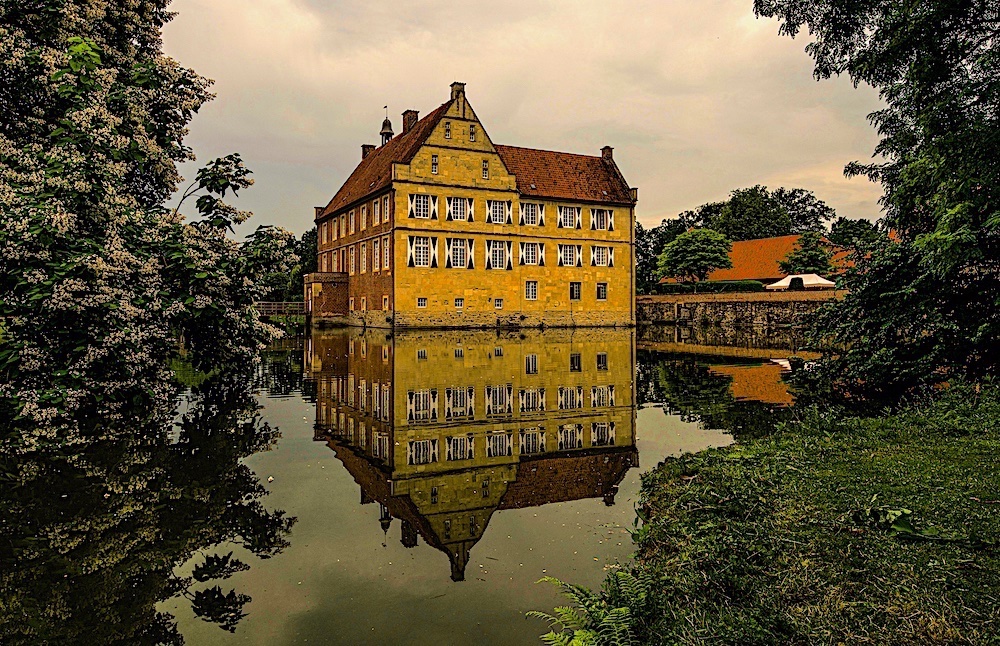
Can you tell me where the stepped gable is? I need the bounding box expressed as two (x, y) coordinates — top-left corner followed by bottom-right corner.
(495, 144), (634, 206)
(320, 100), (454, 218)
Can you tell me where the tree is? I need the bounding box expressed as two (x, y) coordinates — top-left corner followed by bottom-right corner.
(756, 0), (1000, 397)
(635, 219), (686, 294)
(680, 187), (836, 241)
(827, 216), (883, 251)
(0, 2), (296, 449)
(657, 229), (733, 284)
(779, 231), (834, 275)
(772, 187), (837, 233)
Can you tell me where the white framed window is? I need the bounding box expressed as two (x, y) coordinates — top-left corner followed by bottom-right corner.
(383, 235), (390, 269)
(592, 209), (610, 230)
(381, 384), (390, 420)
(361, 205), (367, 230)
(519, 387), (545, 412)
(558, 424), (583, 450)
(487, 200), (506, 224)
(417, 297), (428, 308)
(321, 222), (328, 244)
(486, 432), (513, 458)
(444, 122), (452, 139)
(593, 246), (609, 267)
(373, 199), (380, 222)
(525, 280), (538, 301)
(523, 242), (540, 265)
(470, 124), (477, 141)
(349, 246), (356, 275)
(451, 239), (467, 268)
(558, 206), (578, 228)
(522, 202), (539, 226)
(407, 438), (438, 465)
(559, 245), (578, 267)
(431, 154), (438, 174)
(592, 385), (615, 408)
(447, 435), (474, 461)
(450, 196), (467, 221)
(597, 282), (608, 301)
(349, 210), (356, 233)
(519, 428), (545, 455)
(360, 242), (367, 273)
(495, 298), (503, 309)
(340, 214), (346, 236)
(383, 195), (390, 223)
(597, 352), (608, 371)
(373, 239), (380, 272)
(488, 240), (506, 270)
(413, 194), (430, 219)
(482, 159), (489, 179)
(592, 422), (615, 446)
(455, 297), (464, 308)
(525, 353), (538, 374)
(413, 236), (430, 267)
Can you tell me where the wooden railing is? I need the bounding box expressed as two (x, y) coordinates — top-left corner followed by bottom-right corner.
(256, 301), (305, 317)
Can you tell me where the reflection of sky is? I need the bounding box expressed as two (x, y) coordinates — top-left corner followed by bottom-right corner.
(162, 0), (885, 239)
(164, 383), (732, 644)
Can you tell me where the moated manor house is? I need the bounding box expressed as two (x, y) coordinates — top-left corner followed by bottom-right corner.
(305, 82), (637, 328)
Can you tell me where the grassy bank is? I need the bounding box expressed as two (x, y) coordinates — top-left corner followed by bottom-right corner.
(534, 384), (1000, 644)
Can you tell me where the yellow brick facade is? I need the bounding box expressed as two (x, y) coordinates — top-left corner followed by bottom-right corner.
(313, 83), (636, 329)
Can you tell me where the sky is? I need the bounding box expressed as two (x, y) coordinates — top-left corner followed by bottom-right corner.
(162, 0), (886, 237)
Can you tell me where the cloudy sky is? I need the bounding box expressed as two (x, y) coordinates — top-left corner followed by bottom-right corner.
(162, 0), (885, 237)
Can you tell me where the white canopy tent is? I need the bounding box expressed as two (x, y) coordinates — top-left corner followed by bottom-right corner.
(765, 273), (836, 291)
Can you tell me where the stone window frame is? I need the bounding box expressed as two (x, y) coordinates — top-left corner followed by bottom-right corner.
(481, 159), (489, 179)
(444, 121), (452, 139)
(470, 124), (477, 141)
(431, 154), (439, 175)
(413, 236), (431, 267)
(569, 281), (582, 301)
(525, 280), (538, 301)
(596, 282), (608, 301)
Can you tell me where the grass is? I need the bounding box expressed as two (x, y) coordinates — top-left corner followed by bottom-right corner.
(535, 383), (1000, 645)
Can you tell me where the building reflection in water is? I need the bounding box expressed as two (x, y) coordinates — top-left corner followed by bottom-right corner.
(305, 328), (637, 581)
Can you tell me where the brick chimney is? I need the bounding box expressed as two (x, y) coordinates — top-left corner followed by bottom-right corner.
(362, 144), (376, 159)
(601, 146), (613, 160)
(402, 109), (419, 134)
(450, 81), (466, 100)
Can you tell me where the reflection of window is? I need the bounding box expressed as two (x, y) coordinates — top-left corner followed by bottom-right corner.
(519, 428), (545, 454)
(592, 385), (615, 408)
(592, 422), (615, 446)
(374, 433), (390, 460)
(446, 386), (473, 419)
(447, 435), (474, 461)
(569, 353), (581, 372)
(408, 439), (438, 465)
(525, 354), (538, 375)
(486, 432), (513, 458)
(519, 387), (545, 412)
(409, 389), (436, 422)
(485, 384), (513, 416)
(597, 352), (608, 371)
(558, 424), (583, 450)
(559, 386), (583, 410)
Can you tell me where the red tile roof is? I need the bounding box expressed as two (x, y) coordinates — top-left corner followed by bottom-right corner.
(495, 145), (634, 205)
(708, 234), (801, 282)
(319, 100), (454, 218)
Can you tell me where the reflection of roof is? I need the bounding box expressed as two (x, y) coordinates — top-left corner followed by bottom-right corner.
(320, 101), (454, 217)
(707, 363), (793, 406)
(499, 447), (637, 509)
(495, 145), (634, 205)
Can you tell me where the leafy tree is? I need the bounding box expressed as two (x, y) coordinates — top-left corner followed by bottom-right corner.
(635, 219), (686, 294)
(827, 216), (883, 251)
(713, 186), (792, 241)
(0, 2), (296, 449)
(657, 229), (733, 284)
(756, 0), (1000, 396)
(778, 231), (834, 275)
(772, 187), (837, 233)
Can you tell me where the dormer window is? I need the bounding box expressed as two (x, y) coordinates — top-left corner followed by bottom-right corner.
(431, 154), (438, 175)
(470, 124), (477, 142)
(444, 122), (451, 139)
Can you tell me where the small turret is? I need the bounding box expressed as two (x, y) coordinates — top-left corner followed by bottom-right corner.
(380, 117), (394, 145)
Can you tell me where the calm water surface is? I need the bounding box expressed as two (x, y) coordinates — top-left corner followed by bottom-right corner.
(158, 327), (793, 645)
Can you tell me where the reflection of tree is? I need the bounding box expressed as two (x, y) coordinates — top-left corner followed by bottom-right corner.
(637, 351), (789, 439)
(0, 368), (295, 644)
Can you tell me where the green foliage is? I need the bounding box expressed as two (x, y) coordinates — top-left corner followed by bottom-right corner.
(681, 186), (835, 241)
(755, 0), (1000, 397)
(778, 231), (834, 275)
(634, 219), (686, 294)
(656, 229), (733, 284)
(827, 216), (883, 251)
(529, 571), (659, 645)
(655, 279), (764, 294)
(548, 382), (1000, 644)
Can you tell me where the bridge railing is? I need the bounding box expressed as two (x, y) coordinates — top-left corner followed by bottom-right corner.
(256, 301), (305, 317)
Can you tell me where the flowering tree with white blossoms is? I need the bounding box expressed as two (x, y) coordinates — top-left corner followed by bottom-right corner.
(0, 2), (296, 451)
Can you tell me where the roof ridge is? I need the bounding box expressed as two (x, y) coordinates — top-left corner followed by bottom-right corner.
(495, 143), (604, 160)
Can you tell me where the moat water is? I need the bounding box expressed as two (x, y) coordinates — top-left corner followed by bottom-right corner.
(4, 326), (797, 644)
